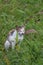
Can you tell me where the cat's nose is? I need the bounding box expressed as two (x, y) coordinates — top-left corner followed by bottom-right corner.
(22, 33), (24, 35)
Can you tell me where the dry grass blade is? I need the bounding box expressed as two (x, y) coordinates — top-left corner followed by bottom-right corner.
(25, 29), (37, 35)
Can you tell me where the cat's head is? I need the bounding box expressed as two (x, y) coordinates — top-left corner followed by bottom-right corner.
(16, 25), (25, 35)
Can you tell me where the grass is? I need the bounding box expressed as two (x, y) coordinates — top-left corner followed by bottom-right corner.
(0, 0), (43, 65)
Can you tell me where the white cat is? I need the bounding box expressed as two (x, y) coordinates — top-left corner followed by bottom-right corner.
(4, 26), (25, 51)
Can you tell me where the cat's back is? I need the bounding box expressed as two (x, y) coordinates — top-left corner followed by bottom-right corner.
(8, 30), (17, 41)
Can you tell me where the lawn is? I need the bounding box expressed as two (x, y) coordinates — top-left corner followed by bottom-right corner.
(0, 0), (43, 65)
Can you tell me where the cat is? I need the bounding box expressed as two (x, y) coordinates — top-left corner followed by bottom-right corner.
(4, 25), (25, 51)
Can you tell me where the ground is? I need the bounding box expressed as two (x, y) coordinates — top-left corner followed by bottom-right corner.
(0, 0), (43, 65)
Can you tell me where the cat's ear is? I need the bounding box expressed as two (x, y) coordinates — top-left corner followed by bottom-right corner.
(22, 25), (25, 28)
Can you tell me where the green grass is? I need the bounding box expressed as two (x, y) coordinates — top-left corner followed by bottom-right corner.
(0, 0), (43, 65)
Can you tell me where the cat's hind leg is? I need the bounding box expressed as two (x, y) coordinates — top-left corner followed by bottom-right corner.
(4, 40), (10, 51)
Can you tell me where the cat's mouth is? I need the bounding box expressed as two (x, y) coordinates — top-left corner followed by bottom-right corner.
(18, 33), (24, 36)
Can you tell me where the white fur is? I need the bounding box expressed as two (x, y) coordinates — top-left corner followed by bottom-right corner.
(18, 35), (24, 41)
(4, 40), (10, 51)
(4, 27), (25, 51)
(8, 30), (17, 42)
